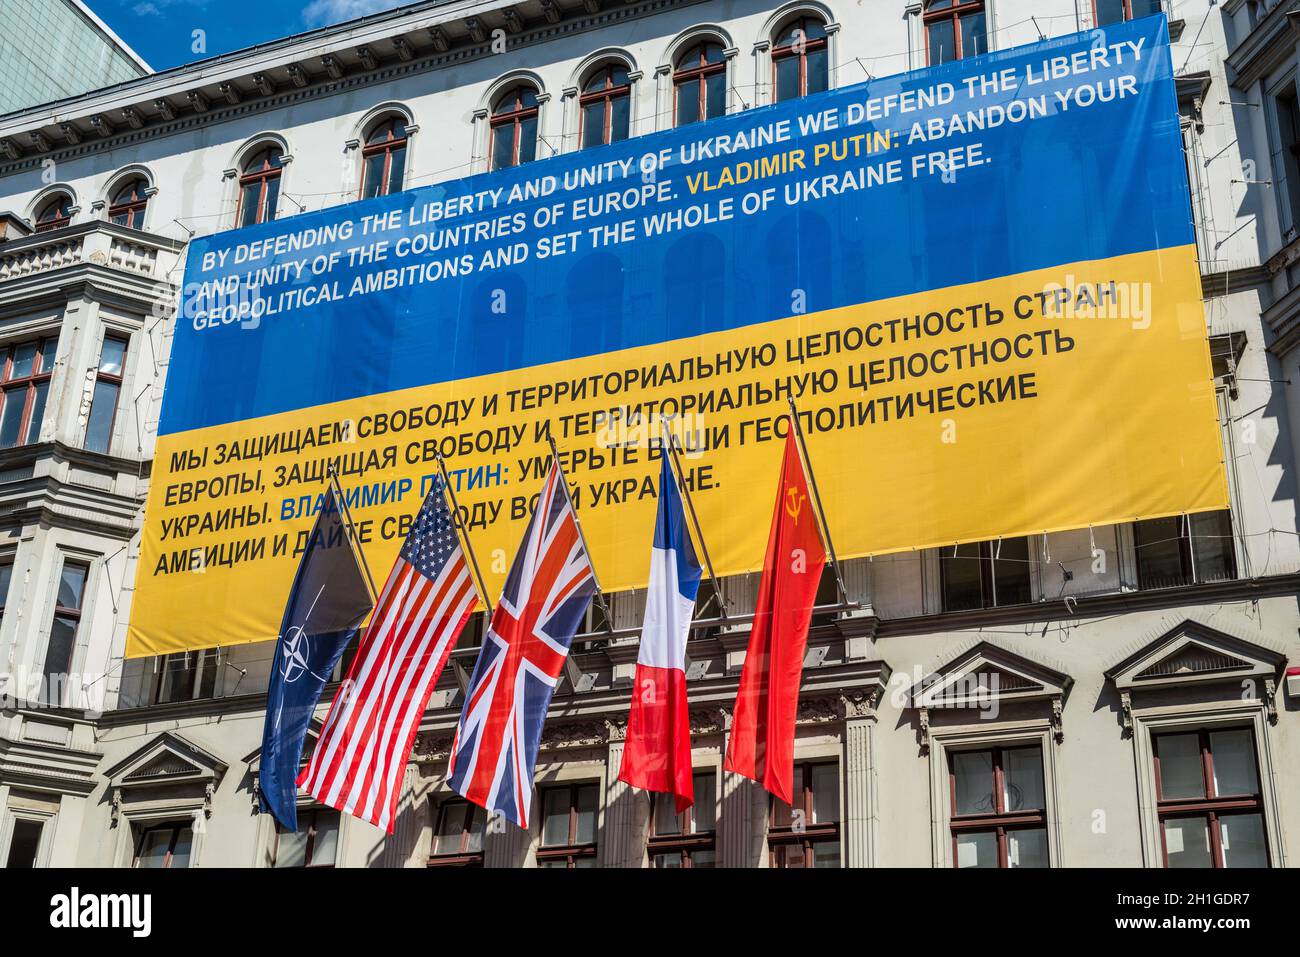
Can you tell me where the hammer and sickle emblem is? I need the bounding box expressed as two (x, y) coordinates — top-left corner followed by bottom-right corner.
(785, 486), (805, 524)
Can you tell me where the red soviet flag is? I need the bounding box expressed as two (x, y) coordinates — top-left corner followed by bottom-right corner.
(724, 425), (827, 806)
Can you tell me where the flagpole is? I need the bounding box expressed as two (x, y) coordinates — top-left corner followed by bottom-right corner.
(785, 397), (850, 607)
(659, 415), (729, 624)
(327, 464), (379, 603)
(545, 432), (616, 637)
(435, 451), (495, 621)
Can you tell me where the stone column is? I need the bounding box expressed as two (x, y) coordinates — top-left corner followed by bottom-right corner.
(841, 690), (879, 868)
(716, 707), (762, 867)
(601, 719), (644, 867)
(378, 762), (429, 867)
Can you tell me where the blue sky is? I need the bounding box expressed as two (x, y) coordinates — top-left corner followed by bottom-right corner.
(90, 0), (412, 70)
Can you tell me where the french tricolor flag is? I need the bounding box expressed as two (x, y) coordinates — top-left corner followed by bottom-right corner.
(619, 455), (702, 812)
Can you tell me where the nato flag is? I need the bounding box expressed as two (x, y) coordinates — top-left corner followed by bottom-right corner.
(259, 485), (373, 831)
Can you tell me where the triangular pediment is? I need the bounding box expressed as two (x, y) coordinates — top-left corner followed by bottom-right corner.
(242, 717), (325, 773)
(1106, 620), (1286, 692)
(105, 731), (227, 790)
(912, 641), (1072, 709)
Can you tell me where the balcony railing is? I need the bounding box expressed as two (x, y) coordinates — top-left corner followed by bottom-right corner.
(0, 220), (185, 284)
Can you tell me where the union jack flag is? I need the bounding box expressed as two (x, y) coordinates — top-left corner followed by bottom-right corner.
(447, 460), (596, 828)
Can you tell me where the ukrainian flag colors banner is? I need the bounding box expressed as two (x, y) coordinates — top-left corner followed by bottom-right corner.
(128, 15), (1226, 656)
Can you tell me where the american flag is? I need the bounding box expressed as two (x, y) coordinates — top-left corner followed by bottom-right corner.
(447, 461), (596, 828)
(298, 482), (478, 832)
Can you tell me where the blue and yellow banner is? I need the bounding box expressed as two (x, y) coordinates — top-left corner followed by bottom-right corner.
(129, 15), (1226, 656)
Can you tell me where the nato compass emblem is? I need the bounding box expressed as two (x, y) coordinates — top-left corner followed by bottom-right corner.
(279, 626), (313, 684)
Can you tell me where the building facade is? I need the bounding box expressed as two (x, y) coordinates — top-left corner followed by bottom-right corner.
(0, 0), (150, 117)
(0, 0), (1298, 869)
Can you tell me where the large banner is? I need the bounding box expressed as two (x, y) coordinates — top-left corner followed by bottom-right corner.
(129, 15), (1226, 656)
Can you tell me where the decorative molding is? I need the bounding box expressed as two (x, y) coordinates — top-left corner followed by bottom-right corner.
(1105, 619), (1287, 693)
(0, 0), (711, 176)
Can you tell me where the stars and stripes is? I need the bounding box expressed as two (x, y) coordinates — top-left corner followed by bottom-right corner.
(446, 460), (596, 829)
(298, 481), (478, 833)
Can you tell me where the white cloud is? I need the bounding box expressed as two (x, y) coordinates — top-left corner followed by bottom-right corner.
(300, 0), (405, 28)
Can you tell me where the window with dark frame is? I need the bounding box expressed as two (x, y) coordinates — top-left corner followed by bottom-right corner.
(34, 194), (73, 232)
(429, 799), (485, 866)
(108, 179), (149, 229)
(537, 782), (598, 868)
(772, 17), (829, 102)
(949, 744), (1049, 868)
(768, 761), (840, 867)
(1133, 511), (1237, 590)
(0, 335), (57, 449)
(1154, 727), (1269, 868)
(42, 562), (88, 704)
(1093, 0), (1163, 26)
(0, 563), (12, 626)
(674, 42), (727, 126)
(490, 86), (540, 171)
(579, 64), (632, 149)
(648, 771), (717, 867)
(274, 807), (339, 868)
(4, 817), (44, 868)
(923, 0), (988, 66)
(153, 648), (221, 704)
(133, 821), (193, 868)
(940, 537), (1032, 612)
(84, 334), (126, 454)
(360, 117), (408, 199)
(236, 147), (283, 228)
(1273, 84), (1300, 237)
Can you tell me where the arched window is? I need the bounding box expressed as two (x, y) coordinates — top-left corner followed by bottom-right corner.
(108, 178), (149, 230)
(772, 17), (828, 102)
(34, 194), (73, 233)
(237, 147), (283, 228)
(360, 117), (408, 199)
(580, 64), (631, 149)
(490, 86), (540, 171)
(924, 0), (987, 65)
(673, 42), (726, 126)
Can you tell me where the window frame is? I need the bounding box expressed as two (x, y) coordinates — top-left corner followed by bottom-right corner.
(766, 760), (841, 868)
(578, 64), (632, 148)
(647, 770), (717, 867)
(131, 820), (193, 869)
(152, 648), (222, 705)
(939, 537), (1034, 611)
(1132, 511), (1238, 591)
(34, 194), (73, 233)
(359, 117), (409, 199)
(947, 743), (1049, 868)
(673, 41), (727, 126)
(771, 17), (829, 102)
(43, 559), (89, 704)
(429, 799), (486, 867)
(922, 0), (986, 65)
(0, 335), (58, 449)
(1092, 0), (1162, 27)
(108, 179), (149, 230)
(1, 807), (55, 868)
(0, 560), (12, 623)
(235, 147), (283, 228)
(928, 724), (1062, 867)
(272, 807), (339, 868)
(1153, 726), (1269, 868)
(85, 333), (127, 454)
(535, 781), (599, 868)
(489, 86), (541, 171)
